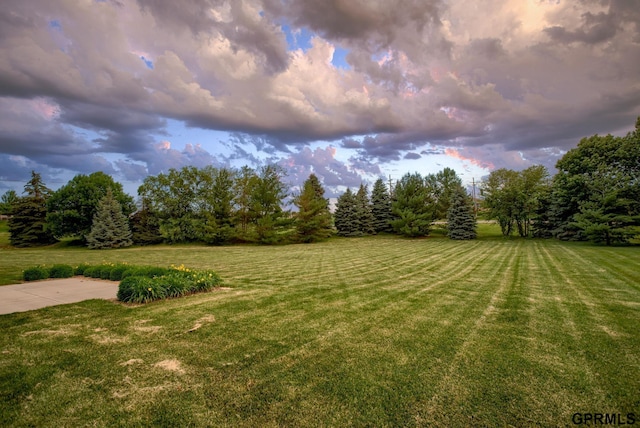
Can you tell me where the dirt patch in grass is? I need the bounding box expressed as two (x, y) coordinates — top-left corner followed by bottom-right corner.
(154, 359), (185, 374)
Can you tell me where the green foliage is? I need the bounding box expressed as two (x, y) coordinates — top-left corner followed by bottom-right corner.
(74, 264), (91, 275)
(371, 178), (393, 233)
(0, 190), (18, 216)
(355, 184), (375, 235)
(250, 165), (289, 244)
(447, 187), (477, 240)
(22, 266), (49, 281)
(481, 166), (550, 237)
(9, 171), (56, 247)
(47, 172), (135, 240)
(553, 120), (640, 244)
(114, 264), (222, 303)
(108, 264), (130, 281)
(117, 276), (166, 303)
(334, 188), (361, 236)
(294, 174), (333, 243)
(391, 172), (433, 237)
(47, 264), (74, 278)
(129, 206), (163, 245)
(427, 167), (463, 220)
(86, 189), (133, 249)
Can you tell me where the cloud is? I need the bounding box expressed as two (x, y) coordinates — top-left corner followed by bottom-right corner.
(1, 0), (639, 192)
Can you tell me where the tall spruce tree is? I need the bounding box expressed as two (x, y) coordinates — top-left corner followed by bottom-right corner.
(86, 189), (133, 249)
(356, 184), (375, 235)
(130, 202), (163, 245)
(334, 188), (361, 236)
(391, 172), (433, 237)
(294, 174), (333, 242)
(447, 186), (477, 240)
(371, 178), (393, 233)
(9, 171), (56, 247)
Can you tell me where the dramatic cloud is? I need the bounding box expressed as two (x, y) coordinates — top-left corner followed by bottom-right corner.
(1, 0), (638, 193)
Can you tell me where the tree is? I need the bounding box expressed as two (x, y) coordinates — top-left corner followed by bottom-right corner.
(86, 188), (133, 249)
(334, 188), (361, 236)
(0, 190), (18, 215)
(480, 166), (550, 237)
(371, 178), (393, 233)
(391, 172), (433, 237)
(447, 186), (477, 240)
(47, 172), (135, 241)
(138, 166), (237, 244)
(233, 166), (259, 238)
(129, 203), (163, 245)
(9, 171), (56, 247)
(427, 167), (463, 220)
(355, 184), (375, 235)
(552, 118), (640, 244)
(294, 174), (333, 243)
(249, 165), (289, 244)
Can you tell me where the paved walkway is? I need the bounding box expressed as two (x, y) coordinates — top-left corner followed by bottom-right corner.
(0, 278), (119, 315)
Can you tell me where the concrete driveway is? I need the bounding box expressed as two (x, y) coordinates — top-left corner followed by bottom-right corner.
(0, 277), (119, 315)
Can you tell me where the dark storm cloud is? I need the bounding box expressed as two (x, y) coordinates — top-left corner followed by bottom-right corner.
(1, 0), (639, 188)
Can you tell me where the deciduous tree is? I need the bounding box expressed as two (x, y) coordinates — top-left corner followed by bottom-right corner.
(47, 172), (134, 241)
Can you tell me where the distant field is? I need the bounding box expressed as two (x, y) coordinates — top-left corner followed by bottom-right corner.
(1, 230), (639, 426)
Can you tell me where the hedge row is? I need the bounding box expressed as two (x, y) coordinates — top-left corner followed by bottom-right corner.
(22, 263), (223, 304)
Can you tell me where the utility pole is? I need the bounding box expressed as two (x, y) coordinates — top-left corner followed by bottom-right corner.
(472, 177), (477, 218)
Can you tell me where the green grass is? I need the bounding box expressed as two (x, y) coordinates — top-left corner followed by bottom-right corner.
(1, 231), (639, 426)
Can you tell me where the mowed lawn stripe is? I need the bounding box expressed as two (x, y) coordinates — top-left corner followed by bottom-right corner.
(1, 236), (639, 427)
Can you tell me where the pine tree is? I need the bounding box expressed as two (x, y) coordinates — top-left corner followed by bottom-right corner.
(130, 204), (163, 245)
(447, 186), (477, 240)
(355, 184), (375, 235)
(9, 171), (56, 247)
(334, 188), (361, 236)
(86, 189), (133, 249)
(294, 174), (333, 243)
(371, 178), (393, 233)
(391, 172), (433, 237)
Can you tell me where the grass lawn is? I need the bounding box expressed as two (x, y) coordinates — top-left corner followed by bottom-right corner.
(1, 228), (639, 426)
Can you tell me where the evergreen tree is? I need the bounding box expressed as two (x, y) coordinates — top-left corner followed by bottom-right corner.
(334, 188), (361, 236)
(129, 203), (163, 245)
(9, 171), (56, 247)
(391, 172), (433, 237)
(447, 186), (477, 240)
(86, 189), (133, 249)
(355, 184), (375, 235)
(294, 174), (333, 243)
(371, 178), (393, 233)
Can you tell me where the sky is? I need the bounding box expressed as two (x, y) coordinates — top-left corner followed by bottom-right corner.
(1, 0), (639, 198)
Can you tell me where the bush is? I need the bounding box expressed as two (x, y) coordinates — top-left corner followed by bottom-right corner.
(83, 266), (101, 278)
(121, 266), (172, 279)
(74, 263), (91, 276)
(156, 274), (192, 298)
(117, 276), (166, 303)
(23, 266), (49, 281)
(108, 264), (130, 281)
(48, 264), (74, 278)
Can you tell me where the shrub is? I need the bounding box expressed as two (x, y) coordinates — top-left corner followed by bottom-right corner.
(117, 276), (166, 303)
(108, 264), (130, 281)
(48, 264), (74, 278)
(99, 265), (113, 280)
(83, 266), (101, 278)
(121, 266), (171, 279)
(74, 263), (91, 276)
(156, 274), (192, 298)
(23, 266), (49, 281)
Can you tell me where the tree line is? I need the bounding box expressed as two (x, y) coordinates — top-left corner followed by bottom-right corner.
(2, 117), (638, 247)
